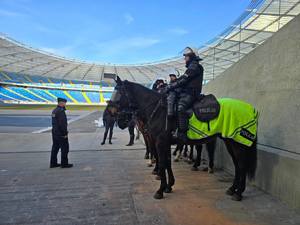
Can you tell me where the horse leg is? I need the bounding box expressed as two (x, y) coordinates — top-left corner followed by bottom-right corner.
(183, 144), (188, 158)
(146, 137), (153, 167)
(232, 142), (249, 201)
(172, 144), (179, 156)
(152, 144), (159, 176)
(154, 140), (168, 199)
(206, 139), (216, 173)
(144, 137), (150, 159)
(192, 144), (202, 171)
(224, 139), (241, 197)
(189, 145), (194, 162)
(165, 145), (175, 193)
(174, 144), (183, 162)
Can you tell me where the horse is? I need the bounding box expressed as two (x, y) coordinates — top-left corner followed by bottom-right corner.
(111, 77), (257, 201)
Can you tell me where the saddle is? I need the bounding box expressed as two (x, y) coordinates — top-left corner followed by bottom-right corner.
(184, 94), (220, 131)
(192, 94), (220, 122)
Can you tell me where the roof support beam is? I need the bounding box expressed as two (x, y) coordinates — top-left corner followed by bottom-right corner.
(0, 55), (46, 68)
(81, 64), (94, 80)
(125, 67), (136, 81)
(40, 63), (70, 76)
(62, 64), (82, 79)
(134, 67), (152, 81)
(17, 60), (59, 74)
(0, 51), (32, 58)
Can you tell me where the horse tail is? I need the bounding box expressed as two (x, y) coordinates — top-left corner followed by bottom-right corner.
(246, 139), (257, 181)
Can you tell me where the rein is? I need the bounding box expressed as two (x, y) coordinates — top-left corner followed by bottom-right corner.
(120, 82), (164, 131)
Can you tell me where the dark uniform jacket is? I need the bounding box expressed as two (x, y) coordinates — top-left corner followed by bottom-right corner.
(169, 60), (203, 94)
(52, 106), (68, 136)
(103, 108), (116, 125)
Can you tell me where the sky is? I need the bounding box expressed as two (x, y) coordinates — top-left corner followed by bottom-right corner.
(0, 0), (251, 64)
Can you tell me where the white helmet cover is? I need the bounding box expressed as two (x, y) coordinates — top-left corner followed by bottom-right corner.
(183, 46), (199, 57)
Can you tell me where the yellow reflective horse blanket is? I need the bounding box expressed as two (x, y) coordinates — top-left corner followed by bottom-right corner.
(187, 98), (258, 147)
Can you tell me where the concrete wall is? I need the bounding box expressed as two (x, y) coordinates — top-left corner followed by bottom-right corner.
(203, 14), (300, 209)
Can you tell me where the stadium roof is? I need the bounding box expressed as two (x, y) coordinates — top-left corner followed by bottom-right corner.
(0, 0), (299, 83)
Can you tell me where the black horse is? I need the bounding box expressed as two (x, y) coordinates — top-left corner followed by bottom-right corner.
(111, 77), (257, 201)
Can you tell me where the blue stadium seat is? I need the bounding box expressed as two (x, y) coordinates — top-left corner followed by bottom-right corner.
(0, 86), (30, 101)
(103, 92), (112, 99)
(29, 88), (56, 102)
(47, 89), (74, 102)
(86, 92), (100, 103)
(9, 87), (46, 102)
(0, 92), (16, 101)
(68, 91), (86, 103)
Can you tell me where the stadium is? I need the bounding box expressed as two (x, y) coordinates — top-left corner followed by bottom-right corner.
(0, 0), (300, 224)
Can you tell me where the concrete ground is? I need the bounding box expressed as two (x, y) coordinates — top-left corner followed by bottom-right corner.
(0, 109), (299, 225)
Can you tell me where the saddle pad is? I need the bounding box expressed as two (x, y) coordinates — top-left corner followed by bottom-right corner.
(187, 98), (258, 147)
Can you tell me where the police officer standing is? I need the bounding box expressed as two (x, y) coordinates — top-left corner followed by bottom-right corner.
(165, 47), (203, 141)
(101, 102), (116, 145)
(50, 98), (73, 168)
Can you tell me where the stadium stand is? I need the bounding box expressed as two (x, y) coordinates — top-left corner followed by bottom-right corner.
(0, 71), (113, 105)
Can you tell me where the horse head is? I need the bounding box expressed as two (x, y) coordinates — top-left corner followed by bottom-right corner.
(110, 76), (134, 129)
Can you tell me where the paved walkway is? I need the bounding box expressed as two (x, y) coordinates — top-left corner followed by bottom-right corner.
(0, 110), (299, 225)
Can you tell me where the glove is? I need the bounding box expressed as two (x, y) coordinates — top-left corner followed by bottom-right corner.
(161, 86), (171, 94)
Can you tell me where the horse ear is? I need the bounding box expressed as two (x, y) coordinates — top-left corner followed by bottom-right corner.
(114, 76), (122, 85)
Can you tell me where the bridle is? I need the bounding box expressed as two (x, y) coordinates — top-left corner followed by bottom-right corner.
(113, 81), (164, 131)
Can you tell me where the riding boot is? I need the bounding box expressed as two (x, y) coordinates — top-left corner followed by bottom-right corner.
(126, 135), (134, 146)
(167, 101), (174, 117)
(176, 112), (188, 142)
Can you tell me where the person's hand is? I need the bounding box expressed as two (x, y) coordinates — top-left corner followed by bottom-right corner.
(162, 85), (171, 94)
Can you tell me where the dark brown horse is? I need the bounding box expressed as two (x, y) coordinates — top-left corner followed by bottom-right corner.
(111, 77), (257, 201)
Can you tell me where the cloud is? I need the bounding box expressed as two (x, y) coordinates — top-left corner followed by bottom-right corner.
(0, 9), (24, 17)
(40, 46), (75, 57)
(168, 27), (189, 36)
(34, 25), (56, 34)
(94, 36), (160, 55)
(124, 13), (134, 25)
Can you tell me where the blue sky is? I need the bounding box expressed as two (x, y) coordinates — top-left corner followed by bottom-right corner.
(0, 0), (250, 64)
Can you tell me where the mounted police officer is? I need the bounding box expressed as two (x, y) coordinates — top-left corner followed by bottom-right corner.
(152, 78), (167, 93)
(167, 70), (180, 117)
(165, 47), (204, 141)
(50, 97), (73, 168)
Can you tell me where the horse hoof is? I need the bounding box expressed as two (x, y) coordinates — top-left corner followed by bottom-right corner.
(208, 168), (214, 174)
(152, 170), (158, 175)
(174, 158), (179, 162)
(147, 163), (153, 167)
(155, 175), (161, 180)
(201, 167), (208, 172)
(153, 192), (163, 199)
(191, 166), (199, 171)
(164, 187), (173, 193)
(225, 188), (235, 196)
(231, 193), (242, 201)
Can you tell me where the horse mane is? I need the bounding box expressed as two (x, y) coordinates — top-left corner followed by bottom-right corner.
(124, 80), (162, 100)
